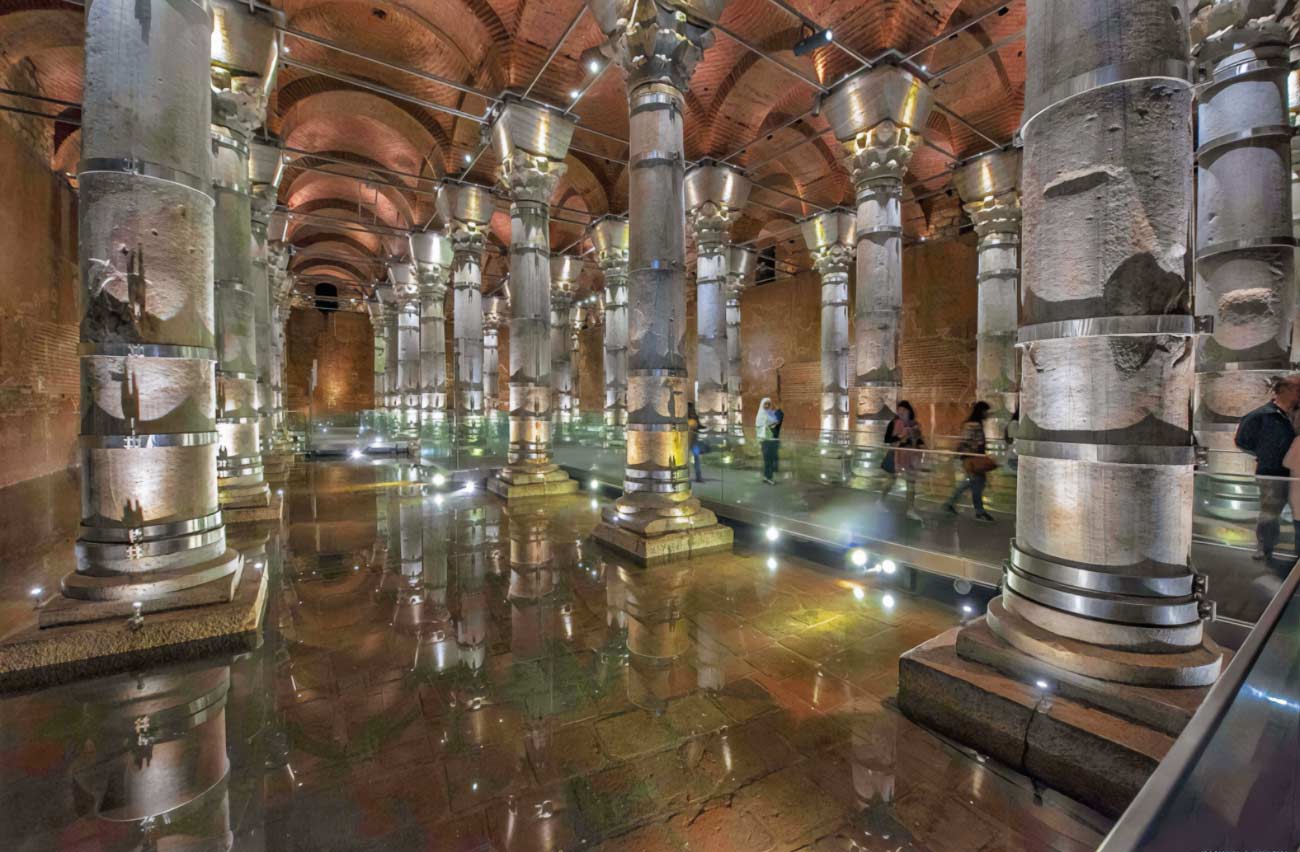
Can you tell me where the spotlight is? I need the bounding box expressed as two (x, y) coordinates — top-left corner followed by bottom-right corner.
(350, 448), (364, 460)
(850, 548), (868, 568)
(588, 59), (601, 73)
(463, 153), (472, 163)
(766, 556), (778, 571)
(880, 559), (897, 575)
(1035, 679), (1051, 691)
(852, 585), (865, 601)
(590, 498), (599, 509)
(434, 494), (445, 507)
(432, 473), (447, 487)
(589, 478), (599, 491)
(793, 27), (833, 57)
(881, 593), (896, 609)
(961, 603), (974, 615)
(569, 89), (580, 99)
(463, 481), (476, 492)
(764, 525), (780, 542)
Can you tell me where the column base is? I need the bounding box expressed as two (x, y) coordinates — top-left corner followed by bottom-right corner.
(898, 619), (1220, 818)
(487, 468), (578, 499)
(262, 451), (294, 483)
(218, 481), (270, 510)
(223, 489), (285, 524)
(1, 555), (266, 692)
(591, 507), (733, 565)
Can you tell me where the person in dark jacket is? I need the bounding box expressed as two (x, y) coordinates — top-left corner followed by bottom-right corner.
(1235, 374), (1300, 561)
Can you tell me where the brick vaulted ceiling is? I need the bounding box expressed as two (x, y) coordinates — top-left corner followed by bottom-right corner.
(0, 0), (1025, 299)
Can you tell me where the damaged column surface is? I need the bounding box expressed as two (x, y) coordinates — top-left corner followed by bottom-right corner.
(40, 0), (246, 630)
(367, 293), (391, 435)
(266, 238), (294, 450)
(592, 215), (629, 445)
(551, 255), (584, 430)
(1190, 1), (1297, 534)
(821, 66), (933, 484)
(249, 140), (291, 480)
(389, 261), (422, 443)
(210, 0), (281, 516)
(725, 245), (755, 443)
(585, 0), (733, 561)
(898, 0), (1226, 819)
(489, 98), (578, 498)
(483, 295), (504, 416)
(437, 183), (493, 448)
(800, 208), (856, 448)
(685, 160), (750, 441)
(410, 229), (453, 424)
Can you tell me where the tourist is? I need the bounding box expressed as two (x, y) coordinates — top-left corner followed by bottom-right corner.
(687, 402), (704, 483)
(943, 401), (996, 522)
(756, 397), (779, 485)
(881, 400), (924, 520)
(1235, 374), (1300, 563)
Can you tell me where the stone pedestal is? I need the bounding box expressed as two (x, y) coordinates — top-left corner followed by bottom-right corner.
(222, 488), (285, 524)
(592, 514), (733, 565)
(487, 470), (579, 500)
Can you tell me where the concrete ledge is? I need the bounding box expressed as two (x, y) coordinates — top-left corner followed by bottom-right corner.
(898, 627), (1175, 818)
(592, 520), (733, 565)
(224, 490), (285, 524)
(0, 564), (268, 693)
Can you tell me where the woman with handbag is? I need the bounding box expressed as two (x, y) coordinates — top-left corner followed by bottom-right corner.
(880, 400), (924, 521)
(944, 400), (996, 522)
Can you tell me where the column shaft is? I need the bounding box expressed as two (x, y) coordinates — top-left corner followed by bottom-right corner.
(550, 291), (575, 418)
(725, 245), (753, 442)
(483, 298), (502, 414)
(420, 284), (448, 414)
(694, 237), (729, 437)
(593, 216), (629, 441)
(452, 238), (484, 431)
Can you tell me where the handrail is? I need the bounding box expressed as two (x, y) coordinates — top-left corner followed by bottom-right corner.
(1097, 557), (1300, 852)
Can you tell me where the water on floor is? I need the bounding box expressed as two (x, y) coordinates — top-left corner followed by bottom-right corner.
(0, 460), (1111, 851)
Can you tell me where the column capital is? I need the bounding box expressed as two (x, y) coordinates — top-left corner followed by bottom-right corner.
(551, 255), (586, 304)
(685, 161), (751, 246)
(389, 262), (420, 307)
(725, 244), (756, 296)
(821, 66), (933, 189)
(800, 208), (856, 276)
(1190, 0), (1296, 65)
(953, 148), (1022, 239)
(491, 98), (575, 203)
(590, 215), (630, 272)
(411, 230), (453, 295)
(210, 0), (282, 136)
(437, 182), (494, 250)
(483, 296), (505, 331)
(588, 0), (724, 92)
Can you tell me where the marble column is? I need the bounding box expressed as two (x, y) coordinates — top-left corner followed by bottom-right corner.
(52, 0), (241, 624)
(992, 0), (1220, 685)
(953, 151), (1022, 445)
(366, 294), (391, 432)
(267, 240), (293, 448)
(410, 230), (453, 421)
(436, 183), (493, 447)
(489, 98), (578, 498)
(389, 261), (422, 442)
(725, 245), (755, 443)
(685, 161), (751, 441)
(248, 140), (284, 465)
(571, 298), (587, 417)
(591, 215), (629, 445)
(551, 255), (584, 429)
(383, 287), (401, 418)
(821, 67), (934, 480)
(1190, 2), (1296, 526)
(210, 0), (280, 511)
(1292, 51), (1300, 365)
(800, 208), (856, 445)
(483, 295), (504, 416)
(585, 0), (733, 560)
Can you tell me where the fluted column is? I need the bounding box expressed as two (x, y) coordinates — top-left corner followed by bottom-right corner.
(822, 68), (934, 479)
(954, 151), (1022, 443)
(51, 0), (242, 623)
(436, 183), (493, 446)
(390, 262), (422, 441)
(592, 215), (629, 444)
(551, 255), (583, 427)
(210, 1), (280, 510)
(489, 98), (578, 497)
(410, 230), (452, 420)
(585, 0), (733, 559)
(1191, 3), (1297, 503)
(483, 295), (504, 415)
(987, 0), (1220, 686)
(685, 162), (750, 440)
(801, 209), (856, 444)
(725, 245), (755, 442)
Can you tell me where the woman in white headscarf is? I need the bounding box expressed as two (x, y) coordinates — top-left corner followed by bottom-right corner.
(756, 397), (778, 485)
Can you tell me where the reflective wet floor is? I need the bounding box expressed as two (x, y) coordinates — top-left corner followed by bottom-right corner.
(0, 461), (1111, 851)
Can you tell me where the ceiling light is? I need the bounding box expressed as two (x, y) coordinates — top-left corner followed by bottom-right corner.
(463, 153), (472, 163)
(764, 525), (780, 542)
(880, 559), (897, 575)
(588, 59), (601, 73)
(569, 89), (581, 99)
(793, 28), (833, 57)
(850, 548), (868, 567)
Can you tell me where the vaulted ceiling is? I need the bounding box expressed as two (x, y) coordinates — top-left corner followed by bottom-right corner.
(0, 0), (1025, 301)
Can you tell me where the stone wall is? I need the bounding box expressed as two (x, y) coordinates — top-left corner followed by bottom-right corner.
(0, 115), (79, 491)
(285, 308), (375, 416)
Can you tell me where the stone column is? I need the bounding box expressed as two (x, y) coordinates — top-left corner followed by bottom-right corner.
(1190, 2), (1296, 530)
(210, 1), (280, 512)
(685, 161), (751, 440)
(389, 261), (422, 442)
(267, 241), (293, 448)
(800, 209), (856, 445)
(995, 1), (1220, 685)
(249, 143), (290, 478)
(383, 288), (401, 417)
(483, 295), (504, 415)
(571, 298), (587, 417)
(551, 255), (584, 431)
(822, 67), (934, 481)
(366, 294), (391, 431)
(489, 98), (578, 498)
(586, 0), (733, 561)
(50, 0), (241, 624)
(954, 150), (1022, 443)
(725, 245), (755, 443)
(436, 183), (493, 447)
(592, 215), (629, 445)
(410, 230), (453, 420)
(1293, 52), (1300, 365)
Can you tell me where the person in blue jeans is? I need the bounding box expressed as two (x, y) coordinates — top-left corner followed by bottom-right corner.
(756, 397), (779, 484)
(1235, 374), (1300, 563)
(687, 402), (704, 483)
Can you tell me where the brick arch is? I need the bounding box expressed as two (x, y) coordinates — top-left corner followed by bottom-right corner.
(284, 170), (417, 229)
(278, 85), (444, 178)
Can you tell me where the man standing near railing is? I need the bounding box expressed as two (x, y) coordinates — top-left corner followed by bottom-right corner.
(1235, 374), (1300, 564)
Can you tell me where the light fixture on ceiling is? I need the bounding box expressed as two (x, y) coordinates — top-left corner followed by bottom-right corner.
(463, 153), (472, 163)
(569, 89), (580, 99)
(587, 59), (601, 74)
(793, 26), (833, 57)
